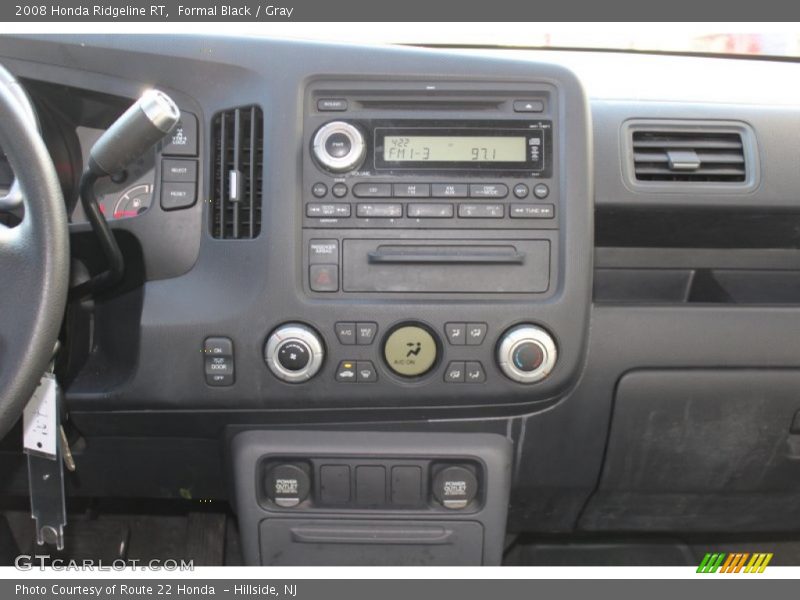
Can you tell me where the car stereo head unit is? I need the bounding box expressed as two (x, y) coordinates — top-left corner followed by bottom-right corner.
(313, 119), (552, 177)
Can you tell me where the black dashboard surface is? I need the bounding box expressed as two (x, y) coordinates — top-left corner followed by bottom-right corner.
(3, 35), (800, 535)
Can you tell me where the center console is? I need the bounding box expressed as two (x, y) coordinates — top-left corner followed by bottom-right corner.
(256, 79), (592, 408)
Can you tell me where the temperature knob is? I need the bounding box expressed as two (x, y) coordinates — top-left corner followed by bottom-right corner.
(496, 324), (557, 384)
(264, 323), (325, 383)
(312, 121), (366, 173)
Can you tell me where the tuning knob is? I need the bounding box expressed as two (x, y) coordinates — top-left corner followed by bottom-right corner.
(264, 323), (325, 383)
(312, 121), (366, 173)
(496, 324), (557, 384)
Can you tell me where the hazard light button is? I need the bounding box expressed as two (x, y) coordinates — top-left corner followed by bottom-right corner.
(310, 264), (338, 292)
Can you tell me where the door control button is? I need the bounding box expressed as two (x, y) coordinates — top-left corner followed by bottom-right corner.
(204, 336), (235, 387)
(444, 361), (466, 383)
(383, 324), (439, 378)
(432, 465), (478, 510)
(264, 324), (325, 383)
(265, 463), (311, 508)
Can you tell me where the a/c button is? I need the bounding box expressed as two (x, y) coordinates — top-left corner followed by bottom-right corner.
(383, 324), (438, 378)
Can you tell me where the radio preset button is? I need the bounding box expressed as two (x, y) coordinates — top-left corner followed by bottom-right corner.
(331, 183), (348, 198)
(312, 182), (328, 198)
(407, 203), (454, 218)
(431, 183), (468, 198)
(353, 183), (392, 198)
(513, 183), (529, 198)
(469, 183), (509, 198)
(394, 183), (431, 197)
(510, 204), (554, 219)
(356, 203), (403, 218)
(458, 204), (504, 218)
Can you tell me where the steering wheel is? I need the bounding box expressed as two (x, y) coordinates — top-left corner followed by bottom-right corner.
(0, 64), (69, 440)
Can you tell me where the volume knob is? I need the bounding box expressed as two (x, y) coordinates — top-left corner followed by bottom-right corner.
(496, 324), (557, 384)
(312, 121), (366, 173)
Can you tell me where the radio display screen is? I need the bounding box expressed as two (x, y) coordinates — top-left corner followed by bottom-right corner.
(383, 135), (527, 163)
(373, 123), (549, 173)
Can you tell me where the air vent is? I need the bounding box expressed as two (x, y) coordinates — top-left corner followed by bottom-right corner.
(632, 130), (747, 183)
(211, 105), (263, 239)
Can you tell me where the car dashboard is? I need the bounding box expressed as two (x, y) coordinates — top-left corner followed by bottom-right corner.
(2, 34), (800, 565)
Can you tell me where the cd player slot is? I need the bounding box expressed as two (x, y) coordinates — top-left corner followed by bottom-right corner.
(343, 239), (550, 293)
(355, 99), (504, 111)
(367, 245), (525, 265)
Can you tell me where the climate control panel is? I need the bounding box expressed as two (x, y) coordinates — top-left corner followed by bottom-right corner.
(257, 320), (557, 387)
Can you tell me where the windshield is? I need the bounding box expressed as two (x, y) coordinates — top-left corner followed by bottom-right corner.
(263, 23), (800, 59)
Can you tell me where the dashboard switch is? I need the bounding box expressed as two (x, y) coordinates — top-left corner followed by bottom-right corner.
(161, 158), (197, 182)
(320, 465), (351, 505)
(356, 361), (378, 382)
(335, 360), (357, 382)
(161, 111), (198, 156)
(204, 336), (234, 386)
(356, 322), (377, 345)
(310, 264), (339, 292)
(391, 466), (423, 507)
(161, 181), (196, 210)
